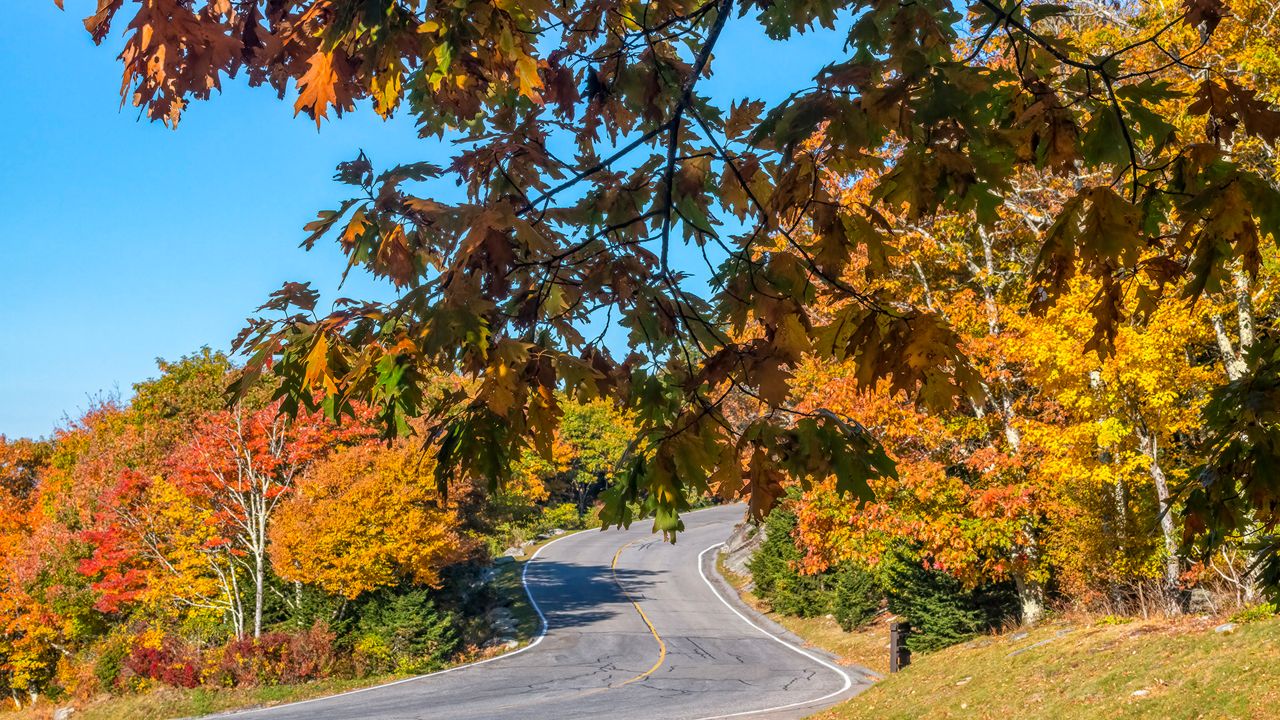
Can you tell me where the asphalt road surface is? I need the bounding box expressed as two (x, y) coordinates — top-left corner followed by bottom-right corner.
(214, 504), (873, 720)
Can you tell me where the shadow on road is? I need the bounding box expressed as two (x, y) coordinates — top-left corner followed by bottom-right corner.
(526, 559), (662, 630)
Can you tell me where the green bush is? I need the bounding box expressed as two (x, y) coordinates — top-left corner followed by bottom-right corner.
(831, 563), (881, 631)
(352, 587), (458, 675)
(351, 634), (395, 677)
(536, 503), (589, 533)
(880, 546), (1017, 653)
(1230, 601), (1278, 624)
(93, 634), (130, 692)
(748, 509), (830, 618)
(483, 502), (599, 557)
(771, 573), (831, 617)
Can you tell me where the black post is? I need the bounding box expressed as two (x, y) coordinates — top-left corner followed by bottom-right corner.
(889, 620), (912, 672)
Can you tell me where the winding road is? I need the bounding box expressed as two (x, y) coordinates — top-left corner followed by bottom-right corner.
(216, 504), (873, 720)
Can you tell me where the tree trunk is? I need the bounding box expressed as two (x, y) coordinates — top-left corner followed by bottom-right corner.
(1138, 429), (1182, 612)
(1149, 457), (1181, 589)
(1210, 268), (1257, 382)
(232, 565), (245, 638)
(1012, 567), (1045, 626)
(253, 549), (264, 639)
(1210, 314), (1247, 381)
(1233, 268), (1255, 351)
(999, 395), (1021, 452)
(576, 479), (589, 518)
(1113, 477), (1127, 538)
(1229, 268), (1266, 603)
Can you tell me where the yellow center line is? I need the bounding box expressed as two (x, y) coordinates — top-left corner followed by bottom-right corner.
(611, 539), (667, 687)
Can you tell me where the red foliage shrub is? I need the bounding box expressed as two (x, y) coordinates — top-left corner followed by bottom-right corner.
(210, 634), (287, 687)
(284, 622), (338, 682)
(209, 624), (336, 687)
(123, 640), (201, 688)
(119, 625), (336, 689)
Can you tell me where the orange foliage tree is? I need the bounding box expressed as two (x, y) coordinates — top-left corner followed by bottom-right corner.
(168, 402), (372, 638)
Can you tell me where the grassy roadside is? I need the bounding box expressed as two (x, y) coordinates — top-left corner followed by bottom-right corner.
(810, 614), (1280, 719)
(715, 551), (1280, 719)
(70, 675), (404, 720)
(7, 552), (550, 720)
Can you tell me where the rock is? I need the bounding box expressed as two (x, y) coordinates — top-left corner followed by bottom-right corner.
(503, 547), (523, 558)
(1214, 622), (1237, 634)
(1131, 689), (1149, 697)
(487, 605), (518, 637)
(53, 708), (75, 720)
(1010, 631), (1030, 642)
(955, 676), (972, 686)
(1006, 630), (1070, 658)
(719, 521), (763, 578)
(494, 555), (516, 566)
(484, 635), (519, 650)
(1187, 587), (1216, 615)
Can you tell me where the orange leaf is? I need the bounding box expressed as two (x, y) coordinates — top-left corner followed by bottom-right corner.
(294, 50), (355, 127)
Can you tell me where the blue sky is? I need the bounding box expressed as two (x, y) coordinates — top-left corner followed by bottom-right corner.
(0, 2), (843, 439)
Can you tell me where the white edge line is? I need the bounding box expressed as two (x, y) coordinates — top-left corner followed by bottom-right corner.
(689, 542), (856, 720)
(208, 528), (583, 718)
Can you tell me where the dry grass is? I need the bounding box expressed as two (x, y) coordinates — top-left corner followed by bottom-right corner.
(0, 675), (402, 720)
(811, 614), (1280, 720)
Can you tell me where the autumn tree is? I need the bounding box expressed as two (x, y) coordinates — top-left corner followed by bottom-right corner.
(69, 352), (260, 635)
(0, 402), (139, 705)
(0, 440), (56, 708)
(169, 402), (370, 638)
(0, 438), (51, 500)
(130, 348), (241, 454)
(780, 161), (1057, 621)
(512, 397), (637, 515)
(270, 442), (471, 600)
(80, 469), (242, 636)
(1019, 283), (1217, 606)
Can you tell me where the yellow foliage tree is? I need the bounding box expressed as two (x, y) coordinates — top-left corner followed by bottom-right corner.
(1013, 280), (1218, 605)
(269, 443), (471, 600)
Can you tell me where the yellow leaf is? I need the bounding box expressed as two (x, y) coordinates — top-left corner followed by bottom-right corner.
(514, 55), (543, 101)
(304, 333), (330, 389)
